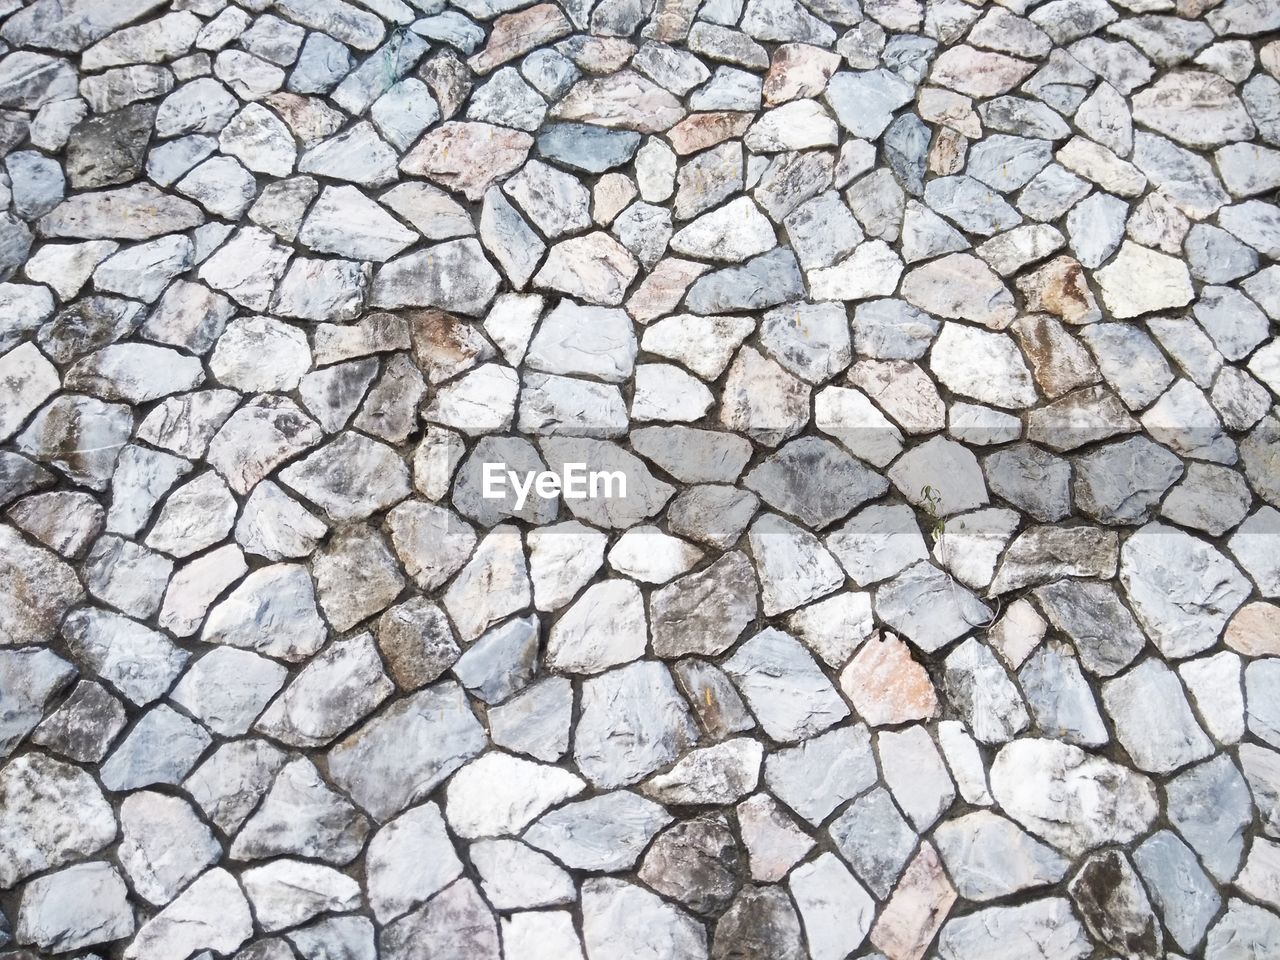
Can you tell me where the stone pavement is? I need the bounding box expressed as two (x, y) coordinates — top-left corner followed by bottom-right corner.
(1, 0), (1279, 956)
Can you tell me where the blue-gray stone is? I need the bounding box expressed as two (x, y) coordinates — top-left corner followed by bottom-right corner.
(1164, 754), (1252, 883)
(966, 134), (1054, 192)
(289, 33), (355, 94)
(924, 176), (1021, 235)
(1018, 642), (1109, 747)
(828, 787), (915, 899)
(452, 614), (540, 705)
(536, 123), (641, 173)
(1185, 224), (1259, 283)
(1133, 830), (1221, 954)
(684, 248), (803, 314)
(883, 113), (930, 196)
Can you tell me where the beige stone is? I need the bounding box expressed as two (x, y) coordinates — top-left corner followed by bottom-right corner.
(763, 43), (840, 105)
(550, 71), (685, 134)
(840, 634), (937, 726)
(400, 122), (533, 201)
(468, 4), (571, 75)
(870, 843), (957, 960)
(1015, 256), (1102, 325)
(1226, 602), (1280, 657)
(666, 112), (752, 155)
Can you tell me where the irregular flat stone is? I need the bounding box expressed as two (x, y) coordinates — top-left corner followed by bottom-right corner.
(1132, 70), (1255, 149)
(935, 811), (1069, 901)
(363, 805), (460, 927)
(328, 682), (487, 821)
(279, 432), (411, 521)
(1120, 522), (1250, 658)
(551, 70), (686, 132)
(1102, 658), (1214, 773)
(16, 861), (134, 952)
(525, 790), (672, 872)
(0, 753), (117, 887)
(122, 868), (253, 960)
(724, 628), (849, 742)
(0, 524), (84, 645)
(990, 738), (1158, 856)
(937, 898), (1090, 960)
(901, 253), (1017, 329)
(574, 660), (698, 787)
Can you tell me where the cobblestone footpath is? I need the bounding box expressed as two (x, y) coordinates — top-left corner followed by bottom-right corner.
(1, 0), (1280, 956)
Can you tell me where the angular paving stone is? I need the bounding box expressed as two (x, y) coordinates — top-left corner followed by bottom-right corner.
(574, 660), (699, 787)
(990, 739), (1158, 857)
(525, 790), (672, 872)
(937, 898), (1090, 960)
(0, 753), (117, 888)
(724, 629), (849, 742)
(1069, 848), (1162, 958)
(328, 682), (487, 822)
(1120, 522), (1250, 658)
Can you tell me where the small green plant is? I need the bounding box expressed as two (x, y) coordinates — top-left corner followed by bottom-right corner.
(920, 484), (946, 542)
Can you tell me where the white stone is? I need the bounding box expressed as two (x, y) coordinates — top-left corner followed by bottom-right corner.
(990, 739), (1158, 857)
(446, 752), (586, 838)
(123, 869), (253, 960)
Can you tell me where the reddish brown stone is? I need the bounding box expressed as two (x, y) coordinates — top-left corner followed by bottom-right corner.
(468, 4), (571, 75)
(407, 310), (495, 385)
(626, 257), (710, 323)
(840, 633), (937, 727)
(400, 121), (532, 201)
(1016, 255), (1102, 326)
(1011, 314), (1101, 399)
(1225, 602), (1280, 657)
(666, 112), (753, 155)
(870, 843), (957, 960)
(928, 128), (967, 176)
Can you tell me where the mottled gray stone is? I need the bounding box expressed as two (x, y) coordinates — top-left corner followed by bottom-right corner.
(650, 550), (757, 658)
(583, 878), (707, 960)
(745, 436), (887, 529)
(575, 660), (698, 787)
(875, 561), (990, 653)
(118, 791), (219, 907)
(526, 790), (672, 871)
(328, 682), (486, 821)
(1205, 900), (1280, 960)
(29, 680), (125, 764)
(16, 861), (134, 952)
(536, 122), (640, 172)
(725, 629), (849, 742)
(1120, 522), (1250, 658)
(363, 803), (461, 924)
(686, 248), (805, 315)
(828, 787), (916, 899)
(990, 739), (1158, 857)
(100, 704), (211, 792)
(124, 867), (253, 960)
(639, 817), (741, 916)
(1019, 643), (1108, 747)
(380, 880), (498, 960)
(764, 724), (876, 826)
(1133, 830), (1220, 953)
(938, 898), (1090, 960)
(935, 811), (1068, 902)
(202, 563), (325, 662)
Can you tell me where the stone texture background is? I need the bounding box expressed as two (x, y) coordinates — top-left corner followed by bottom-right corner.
(0, 0), (1279, 956)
